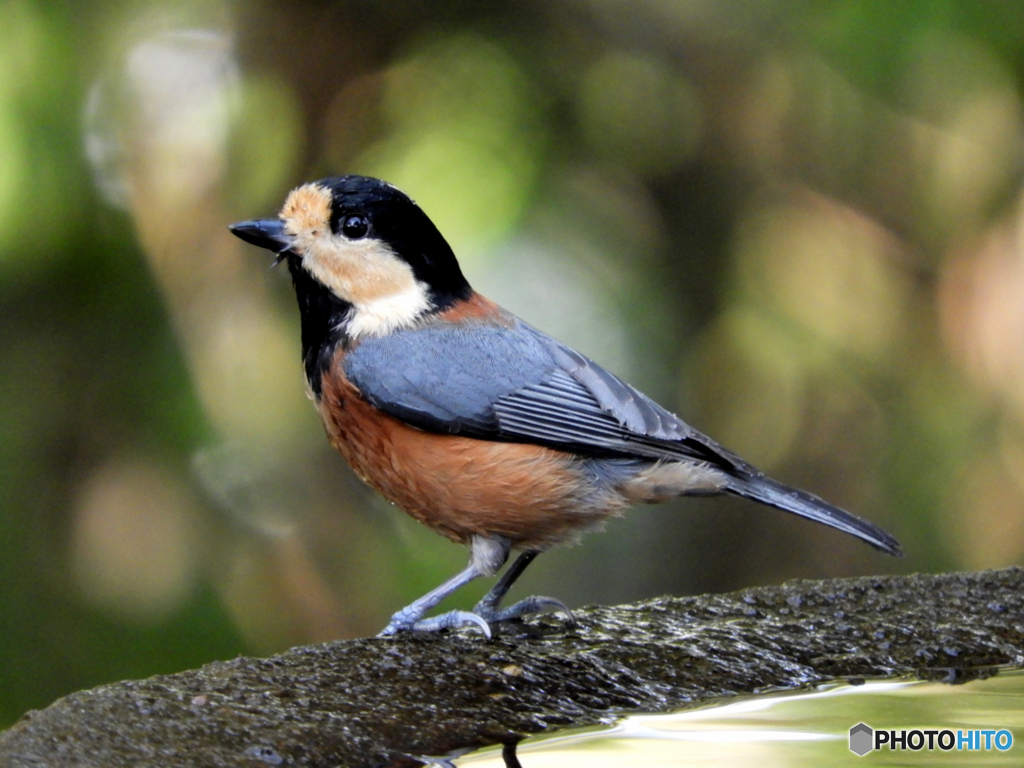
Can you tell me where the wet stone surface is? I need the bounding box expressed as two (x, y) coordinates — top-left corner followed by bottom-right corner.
(2, 568), (1023, 767)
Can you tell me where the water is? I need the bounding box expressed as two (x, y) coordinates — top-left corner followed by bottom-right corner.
(456, 669), (1024, 767)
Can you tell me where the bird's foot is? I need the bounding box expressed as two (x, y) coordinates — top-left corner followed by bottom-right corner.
(474, 594), (575, 625)
(378, 609), (492, 639)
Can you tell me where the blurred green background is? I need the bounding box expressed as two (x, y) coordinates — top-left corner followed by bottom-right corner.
(2, 0), (1024, 726)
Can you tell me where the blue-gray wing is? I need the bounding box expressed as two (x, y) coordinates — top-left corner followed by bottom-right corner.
(342, 320), (744, 467)
(342, 322), (554, 436)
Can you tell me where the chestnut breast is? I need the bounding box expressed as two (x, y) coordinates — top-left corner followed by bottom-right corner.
(317, 361), (625, 550)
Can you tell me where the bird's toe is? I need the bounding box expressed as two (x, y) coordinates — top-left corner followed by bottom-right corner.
(475, 594), (575, 624)
(378, 609), (493, 639)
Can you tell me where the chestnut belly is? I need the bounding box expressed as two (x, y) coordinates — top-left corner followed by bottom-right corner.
(318, 372), (626, 549)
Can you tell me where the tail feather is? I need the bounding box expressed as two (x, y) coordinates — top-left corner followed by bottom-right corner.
(726, 474), (902, 556)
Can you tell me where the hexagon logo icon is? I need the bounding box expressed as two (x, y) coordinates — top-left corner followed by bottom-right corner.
(849, 723), (873, 756)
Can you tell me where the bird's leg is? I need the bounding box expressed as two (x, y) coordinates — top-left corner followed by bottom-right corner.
(473, 550), (575, 625)
(474, 550), (537, 616)
(378, 535), (510, 638)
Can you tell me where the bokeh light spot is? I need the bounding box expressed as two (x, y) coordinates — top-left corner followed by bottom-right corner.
(734, 195), (908, 362)
(0, 0), (57, 261)
(71, 457), (199, 624)
(939, 204), (1024, 424)
(228, 73), (303, 214)
(357, 34), (543, 256)
(577, 50), (704, 174)
(695, 308), (804, 469)
(85, 27), (239, 211)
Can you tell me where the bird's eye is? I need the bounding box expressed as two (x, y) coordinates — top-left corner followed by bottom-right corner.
(341, 215), (369, 239)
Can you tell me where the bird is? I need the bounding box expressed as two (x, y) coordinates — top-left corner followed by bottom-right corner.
(229, 175), (901, 638)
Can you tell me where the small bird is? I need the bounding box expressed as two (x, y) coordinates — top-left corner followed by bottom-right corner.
(230, 175), (901, 638)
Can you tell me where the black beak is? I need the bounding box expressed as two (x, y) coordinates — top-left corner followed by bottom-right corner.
(229, 219), (295, 264)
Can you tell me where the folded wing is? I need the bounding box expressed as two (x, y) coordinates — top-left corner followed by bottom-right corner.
(343, 320), (734, 467)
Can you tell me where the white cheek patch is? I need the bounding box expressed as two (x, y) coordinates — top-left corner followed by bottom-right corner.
(301, 235), (432, 338)
(345, 282), (433, 338)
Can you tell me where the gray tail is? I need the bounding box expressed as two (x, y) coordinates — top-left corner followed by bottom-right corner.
(726, 473), (902, 556)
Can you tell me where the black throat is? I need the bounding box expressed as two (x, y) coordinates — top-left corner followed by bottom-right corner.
(287, 255), (351, 399)
(285, 247), (471, 399)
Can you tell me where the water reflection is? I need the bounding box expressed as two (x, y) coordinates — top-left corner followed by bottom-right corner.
(459, 670), (1024, 767)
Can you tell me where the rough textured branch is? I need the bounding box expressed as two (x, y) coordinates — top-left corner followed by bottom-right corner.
(3, 568), (1023, 767)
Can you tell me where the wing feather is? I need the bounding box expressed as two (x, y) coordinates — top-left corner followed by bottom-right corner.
(343, 319), (739, 467)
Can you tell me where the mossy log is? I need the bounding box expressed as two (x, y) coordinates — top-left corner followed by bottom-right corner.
(2, 568), (1023, 767)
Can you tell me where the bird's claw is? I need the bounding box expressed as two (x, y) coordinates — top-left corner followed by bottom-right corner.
(475, 594), (575, 625)
(378, 609), (493, 639)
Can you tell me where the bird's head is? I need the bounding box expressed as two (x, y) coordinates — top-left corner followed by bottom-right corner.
(230, 175), (471, 338)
